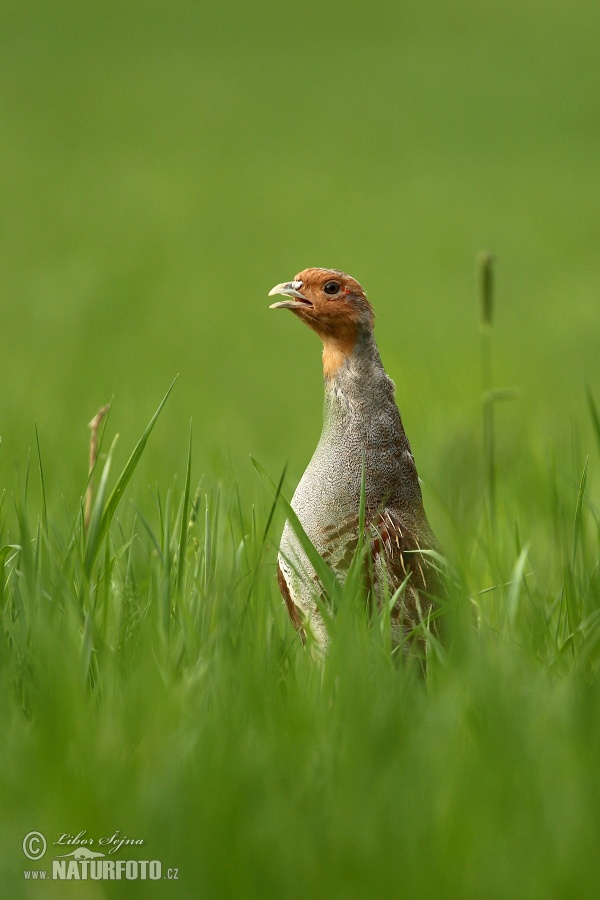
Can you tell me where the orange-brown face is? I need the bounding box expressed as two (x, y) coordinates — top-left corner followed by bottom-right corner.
(268, 267), (374, 346)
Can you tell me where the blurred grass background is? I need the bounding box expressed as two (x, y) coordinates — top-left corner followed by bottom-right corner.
(2, 1), (600, 897)
(1, 0), (599, 506)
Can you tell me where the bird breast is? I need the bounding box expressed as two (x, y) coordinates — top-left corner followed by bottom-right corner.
(283, 359), (422, 572)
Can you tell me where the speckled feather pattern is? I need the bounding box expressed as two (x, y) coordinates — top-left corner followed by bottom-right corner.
(278, 327), (439, 646)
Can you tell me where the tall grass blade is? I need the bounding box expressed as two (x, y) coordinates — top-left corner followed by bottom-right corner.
(160, 488), (173, 639)
(85, 402), (111, 532)
(244, 464), (287, 609)
(586, 385), (600, 458)
(176, 421), (193, 597)
(479, 252), (496, 523)
(506, 545), (530, 628)
(81, 609), (94, 683)
(572, 456), (588, 566)
(251, 456), (342, 608)
(83, 435), (118, 579)
(83, 378), (177, 578)
(479, 251), (495, 327)
(34, 424), (48, 537)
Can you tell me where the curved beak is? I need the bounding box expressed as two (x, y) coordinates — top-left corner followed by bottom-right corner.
(268, 280), (312, 310)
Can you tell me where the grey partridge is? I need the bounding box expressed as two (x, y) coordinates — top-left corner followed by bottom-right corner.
(269, 267), (441, 648)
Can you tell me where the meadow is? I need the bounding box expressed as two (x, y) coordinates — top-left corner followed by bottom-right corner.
(1, 1), (600, 896)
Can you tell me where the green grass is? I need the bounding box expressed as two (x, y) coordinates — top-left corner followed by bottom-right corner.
(2, 0), (600, 896)
(2, 375), (600, 898)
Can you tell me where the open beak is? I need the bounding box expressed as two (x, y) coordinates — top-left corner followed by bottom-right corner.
(268, 280), (312, 310)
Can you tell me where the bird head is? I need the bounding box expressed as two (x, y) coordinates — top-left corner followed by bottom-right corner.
(268, 267), (374, 377)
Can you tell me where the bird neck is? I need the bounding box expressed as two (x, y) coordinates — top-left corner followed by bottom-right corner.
(321, 326), (379, 380)
(316, 328), (425, 518)
(322, 329), (394, 421)
(321, 326), (362, 379)
(322, 338), (352, 380)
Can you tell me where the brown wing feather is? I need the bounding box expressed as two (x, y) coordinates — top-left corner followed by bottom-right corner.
(277, 562), (306, 643)
(369, 509), (441, 626)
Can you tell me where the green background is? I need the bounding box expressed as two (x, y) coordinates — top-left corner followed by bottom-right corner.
(2, 0), (599, 511)
(2, 2), (600, 898)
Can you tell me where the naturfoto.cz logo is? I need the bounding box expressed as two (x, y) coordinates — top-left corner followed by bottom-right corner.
(22, 830), (179, 882)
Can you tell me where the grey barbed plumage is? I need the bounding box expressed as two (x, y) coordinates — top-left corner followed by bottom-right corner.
(278, 326), (439, 646)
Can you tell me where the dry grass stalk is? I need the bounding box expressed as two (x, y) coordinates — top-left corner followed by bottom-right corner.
(84, 403), (110, 532)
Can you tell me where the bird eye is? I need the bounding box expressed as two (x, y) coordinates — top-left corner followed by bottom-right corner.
(324, 281), (340, 296)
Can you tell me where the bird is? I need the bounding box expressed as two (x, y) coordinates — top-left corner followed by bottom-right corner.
(268, 266), (442, 649)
